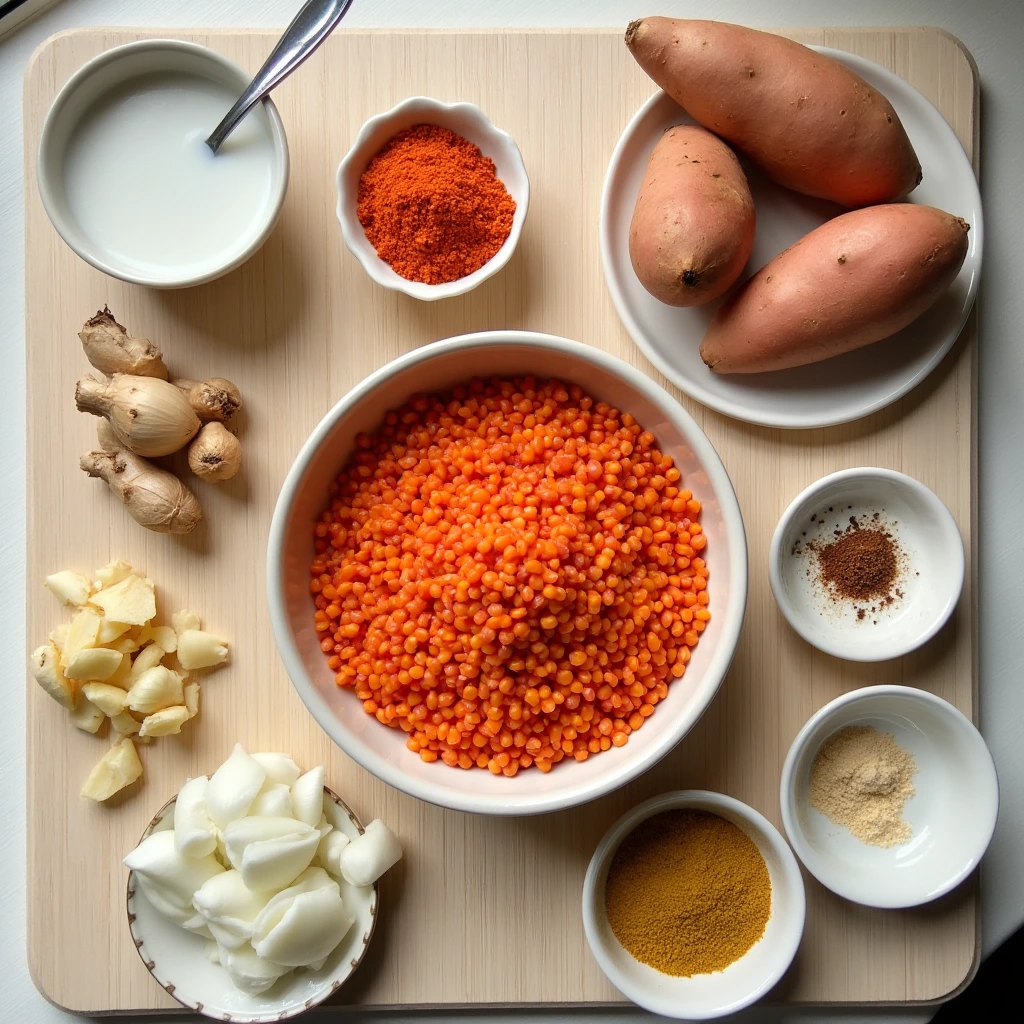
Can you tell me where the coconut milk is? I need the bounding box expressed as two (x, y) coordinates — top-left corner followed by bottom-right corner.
(63, 72), (278, 278)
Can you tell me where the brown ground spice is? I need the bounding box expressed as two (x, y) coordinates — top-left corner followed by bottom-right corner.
(815, 523), (898, 601)
(604, 809), (771, 976)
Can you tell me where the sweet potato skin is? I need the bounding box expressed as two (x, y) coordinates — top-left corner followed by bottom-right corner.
(625, 18), (922, 208)
(629, 125), (755, 306)
(699, 205), (969, 374)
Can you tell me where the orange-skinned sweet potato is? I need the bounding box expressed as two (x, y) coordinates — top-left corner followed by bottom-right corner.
(625, 18), (922, 208)
(699, 205), (969, 374)
(629, 125), (755, 306)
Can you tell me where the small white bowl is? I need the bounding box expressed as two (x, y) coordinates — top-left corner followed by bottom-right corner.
(769, 468), (964, 662)
(267, 331), (747, 816)
(127, 787), (378, 1022)
(780, 685), (998, 909)
(335, 96), (529, 300)
(37, 39), (289, 289)
(582, 791), (805, 1020)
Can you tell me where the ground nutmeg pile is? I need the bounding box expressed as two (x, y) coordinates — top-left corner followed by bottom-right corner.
(357, 124), (516, 285)
(310, 376), (710, 775)
(605, 809), (771, 976)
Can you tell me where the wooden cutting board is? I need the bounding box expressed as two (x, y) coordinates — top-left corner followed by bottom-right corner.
(24, 26), (979, 1014)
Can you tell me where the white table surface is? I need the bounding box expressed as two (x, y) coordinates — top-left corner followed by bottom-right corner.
(2, 0), (1022, 1021)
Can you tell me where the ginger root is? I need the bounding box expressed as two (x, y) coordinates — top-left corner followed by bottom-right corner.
(79, 307), (168, 380)
(188, 422), (242, 482)
(174, 377), (242, 422)
(80, 446), (203, 535)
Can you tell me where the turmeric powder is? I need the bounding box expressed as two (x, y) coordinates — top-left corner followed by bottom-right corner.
(356, 124), (516, 284)
(605, 809), (771, 975)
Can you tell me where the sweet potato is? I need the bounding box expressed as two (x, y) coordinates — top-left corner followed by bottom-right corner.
(625, 18), (922, 208)
(699, 205), (969, 374)
(629, 125), (755, 306)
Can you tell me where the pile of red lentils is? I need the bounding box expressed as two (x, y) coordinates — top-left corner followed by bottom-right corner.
(310, 376), (709, 776)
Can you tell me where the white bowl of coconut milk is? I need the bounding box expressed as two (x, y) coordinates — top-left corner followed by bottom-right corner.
(37, 39), (289, 289)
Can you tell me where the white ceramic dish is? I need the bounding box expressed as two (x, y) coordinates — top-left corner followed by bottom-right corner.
(37, 39), (289, 289)
(582, 790), (805, 1020)
(127, 787), (377, 1022)
(769, 467), (964, 662)
(600, 47), (982, 429)
(781, 685), (998, 909)
(267, 331), (747, 815)
(335, 96), (529, 300)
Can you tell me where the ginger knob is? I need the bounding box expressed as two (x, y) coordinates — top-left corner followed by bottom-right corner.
(174, 377), (242, 422)
(188, 422), (241, 482)
(79, 307), (168, 380)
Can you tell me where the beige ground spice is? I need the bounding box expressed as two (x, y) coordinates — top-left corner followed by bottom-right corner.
(809, 725), (918, 848)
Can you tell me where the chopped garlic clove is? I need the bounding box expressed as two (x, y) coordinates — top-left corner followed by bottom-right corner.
(48, 622), (70, 653)
(81, 682), (129, 716)
(248, 783), (293, 818)
(106, 652), (133, 688)
(127, 665), (183, 714)
(174, 775), (217, 857)
(96, 618), (132, 644)
(251, 880), (352, 968)
(183, 681), (200, 718)
(61, 609), (101, 667)
(30, 645), (76, 709)
(251, 752), (301, 787)
(223, 816), (320, 893)
(207, 743), (266, 827)
(65, 647), (123, 682)
(339, 819), (403, 887)
(45, 570), (93, 607)
(139, 705), (190, 737)
(177, 629), (230, 670)
(138, 623), (177, 653)
(317, 829), (350, 877)
(171, 609), (201, 635)
(89, 574), (156, 625)
(68, 696), (105, 734)
(129, 643), (166, 682)
(94, 560), (133, 588)
(221, 943), (291, 996)
(290, 766), (325, 826)
(81, 737), (142, 799)
(191, 869), (272, 949)
(124, 830), (224, 919)
(110, 710), (141, 735)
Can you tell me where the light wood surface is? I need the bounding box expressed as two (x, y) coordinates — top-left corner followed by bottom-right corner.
(24, 26), (978, 1014)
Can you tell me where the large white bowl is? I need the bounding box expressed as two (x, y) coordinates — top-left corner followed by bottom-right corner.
(267, 332), (747, 815)
(582, 790), (805, 1019)
(780, 685), (998, 908)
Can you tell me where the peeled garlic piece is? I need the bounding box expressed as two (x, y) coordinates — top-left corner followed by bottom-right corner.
(221, 943), (292, 996)
(206, 743), (266, 828)
(290, 766), (325, 826)
(339, 819), (403, 887)
(124, 830), (224, 924)
(317, 829), (350, 877)
(126, 665), (183, 714)
(45, 570), (93, 606)
(251, 874), (353, 968)
(174, 776), (217, 858)
(248, 783), (293, 818)
(223, 816), (320, 892)
(250, 752), (301, 787)
(191, 869), (272, 949)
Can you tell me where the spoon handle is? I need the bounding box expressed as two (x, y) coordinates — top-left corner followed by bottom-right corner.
(206, 0), (354, 153)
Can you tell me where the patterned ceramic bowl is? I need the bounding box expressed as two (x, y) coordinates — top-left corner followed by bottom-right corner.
(127, 786), (378, 1022)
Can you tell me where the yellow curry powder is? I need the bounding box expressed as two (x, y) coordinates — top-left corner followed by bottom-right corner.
(604, 809), (772, 976)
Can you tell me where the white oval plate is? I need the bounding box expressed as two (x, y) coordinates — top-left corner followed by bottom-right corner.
(127, 788), (378, 1022)
(600, 47), (982, 429)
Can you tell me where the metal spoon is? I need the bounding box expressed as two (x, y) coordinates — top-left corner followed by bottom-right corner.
(206, 0), (354, 153)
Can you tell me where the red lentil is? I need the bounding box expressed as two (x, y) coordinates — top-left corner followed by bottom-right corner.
(310, 376), (710, 774)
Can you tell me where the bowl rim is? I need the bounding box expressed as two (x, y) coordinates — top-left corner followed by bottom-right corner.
(767, 466), (965, 662)
(266, 330), (748, 815)
(581, 789), (806, 1020)
(334, 95), (530, 301)
(36, 37), (290, 290)
(778, 683), (999, 909)
(126, 784), (379, 1022)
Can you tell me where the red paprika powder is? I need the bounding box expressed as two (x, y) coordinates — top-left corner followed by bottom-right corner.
(356, 124), (517, 285)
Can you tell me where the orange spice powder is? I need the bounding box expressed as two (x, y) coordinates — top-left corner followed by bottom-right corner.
(356, 124), (516, 285)
(310, 377), (710, 776)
